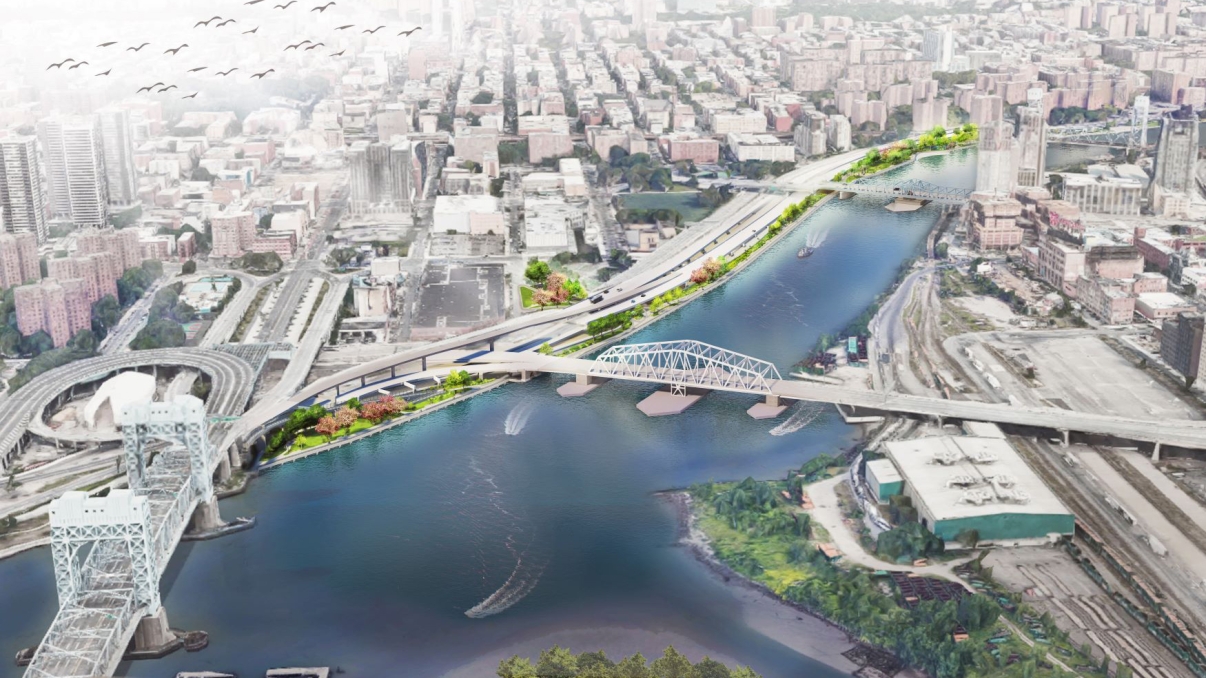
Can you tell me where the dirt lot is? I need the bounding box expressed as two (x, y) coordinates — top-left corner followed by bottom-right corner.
(949, 296), (1020, 329)
(986, 547), (1191, 678)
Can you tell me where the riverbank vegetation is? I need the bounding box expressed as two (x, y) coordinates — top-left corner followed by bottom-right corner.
(833, 124), (978, 183)
(268, 372), (496, 458)
(497, 645), (761, 678)
(688, 463), (1101, 678)
(551, 194), (827, 356)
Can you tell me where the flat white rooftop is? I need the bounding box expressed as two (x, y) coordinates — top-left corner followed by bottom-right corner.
(884, 435), (1071, 522)
(866, 458), (902, 484)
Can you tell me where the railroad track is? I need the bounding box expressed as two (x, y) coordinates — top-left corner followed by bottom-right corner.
(1096, 448), (1206, 558)
(1013, 438), (1198, 677)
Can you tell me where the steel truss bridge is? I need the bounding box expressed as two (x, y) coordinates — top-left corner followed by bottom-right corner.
(1047, 124), (1154, 147)
(463, 340), (1206, 451)
(590, 340), (781, 394)
(817, 179), (974, 205)
(25, 397), (223, 678)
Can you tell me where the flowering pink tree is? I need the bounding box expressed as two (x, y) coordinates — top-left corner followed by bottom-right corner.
(315, 416), (338, 442)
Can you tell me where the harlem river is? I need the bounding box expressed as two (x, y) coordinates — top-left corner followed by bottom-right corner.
(0, 149), (980, 678)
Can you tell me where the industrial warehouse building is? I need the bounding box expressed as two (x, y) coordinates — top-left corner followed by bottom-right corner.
(869, 426), (1074, 544)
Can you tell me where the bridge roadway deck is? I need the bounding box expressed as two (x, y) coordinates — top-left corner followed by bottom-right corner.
(816, 180), (971, 205)
(0, 349), (256, 470)
(464, 352), (1206, 450)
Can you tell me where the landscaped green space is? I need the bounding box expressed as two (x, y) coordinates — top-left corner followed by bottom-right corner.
(688, 457), (1102, 678)
(619, 191), (715, 223)
(271, 373), (497, 458)
(290, 417), (376, 450)
(833, 124), (978, 183)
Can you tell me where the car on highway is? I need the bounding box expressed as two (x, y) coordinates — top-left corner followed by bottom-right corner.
(589, 294), (604, 304)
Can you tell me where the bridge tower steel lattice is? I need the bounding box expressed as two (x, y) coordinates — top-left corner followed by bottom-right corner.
(121, 396), (215, 503)
(49, 490), (161, 614)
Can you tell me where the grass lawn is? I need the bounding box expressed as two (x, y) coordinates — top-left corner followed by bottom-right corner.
(289, 417), (379, 452)
(520, 285), (573, 310)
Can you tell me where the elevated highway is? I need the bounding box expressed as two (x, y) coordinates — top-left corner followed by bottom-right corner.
(817, 179), (973, 205)
(0, 349), (256, 471)
(459, 342), (1206, 451)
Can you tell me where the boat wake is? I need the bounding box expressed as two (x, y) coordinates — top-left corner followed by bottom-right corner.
(503, 402), (536, 435)
(462, 452), (546, 619)
(769, 402), (824, 436)
(464, 553), (547, 618)
(805, 223), (831, 249)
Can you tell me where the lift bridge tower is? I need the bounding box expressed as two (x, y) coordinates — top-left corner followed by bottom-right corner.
(33, 396), (225, 677)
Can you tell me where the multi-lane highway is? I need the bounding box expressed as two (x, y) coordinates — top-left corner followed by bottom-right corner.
(0, 349), (256, 470)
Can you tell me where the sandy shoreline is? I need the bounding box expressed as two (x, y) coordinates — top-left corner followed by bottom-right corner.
(660, 491), (860, 675)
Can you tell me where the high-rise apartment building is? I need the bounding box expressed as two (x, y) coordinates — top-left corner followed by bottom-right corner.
(14, 279), (76, 348)
(751, 3), (775, 27)
(430, 0), (444, 38)
(349, 140), (416, 214)
(0, 136), (48, 243)
(38, 115), (109, 228)
(47, 254), (117, 303)
(1154, 106), (1200, 194)
(0, 232), (40, 288)
(211, 211), (258, 258)
(631, 0), (654, 31)
(76, 227), (140, 272)
(1159, 312), (1205, 386)
(1015, 89), (1048, 189)
(921, 29), (954, 72)
(97, 108), (139, 207)
(975, 119), (1018, 196)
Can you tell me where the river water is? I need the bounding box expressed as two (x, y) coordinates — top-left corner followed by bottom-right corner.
(0, 149), (977, 678)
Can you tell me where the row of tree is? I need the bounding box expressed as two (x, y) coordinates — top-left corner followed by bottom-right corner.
(585, 306), (644, 339)
(497, 646), (760, 678)
(834, 124), (978, 183)
(312, 395), (407, 442)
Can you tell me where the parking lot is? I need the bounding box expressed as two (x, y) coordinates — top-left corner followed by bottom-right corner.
(411, 262), (506, 338)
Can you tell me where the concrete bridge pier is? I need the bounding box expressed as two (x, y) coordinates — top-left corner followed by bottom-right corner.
(190, 497), (222, 533)
(132, 608), (175, 654)
(1151, 441), (1161, 462)
(747, 393), (787, 419)
(556, 374), (606, 397)
(838, 191), (856, 200)
(1059, 429), (1070, 447)
(216, 455), (232, 483)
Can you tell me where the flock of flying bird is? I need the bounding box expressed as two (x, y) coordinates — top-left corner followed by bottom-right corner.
(44, 1), (423, 99)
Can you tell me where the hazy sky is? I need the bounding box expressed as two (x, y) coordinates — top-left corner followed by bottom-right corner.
(0, 0), (422, 102)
